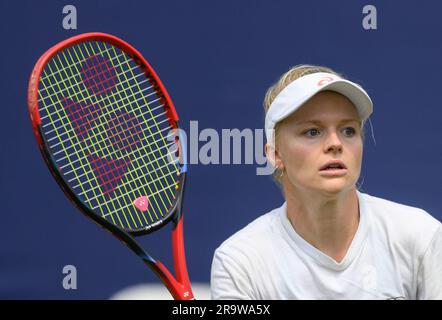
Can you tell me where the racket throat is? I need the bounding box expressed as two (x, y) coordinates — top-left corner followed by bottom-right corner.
(154, 260), (194, 300)
(145, 216), (193, 300)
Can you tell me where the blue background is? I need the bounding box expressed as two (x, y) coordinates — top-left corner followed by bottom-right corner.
(0, 0), (441, 299)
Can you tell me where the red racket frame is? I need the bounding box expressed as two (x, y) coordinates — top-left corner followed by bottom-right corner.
(28, 32), (193, 300)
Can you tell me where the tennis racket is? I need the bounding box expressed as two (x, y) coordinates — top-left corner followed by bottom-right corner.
(27, 32), (193, 300)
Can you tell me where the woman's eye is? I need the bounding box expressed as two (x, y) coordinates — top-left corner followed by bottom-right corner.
(304, 128), (321, 137)
(343, 127), (356, 136)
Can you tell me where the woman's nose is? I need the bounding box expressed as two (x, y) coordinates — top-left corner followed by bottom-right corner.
(324, 132), (343, 153)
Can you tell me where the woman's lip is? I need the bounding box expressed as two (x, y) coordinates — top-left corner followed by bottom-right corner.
(318, 168), (348, 176)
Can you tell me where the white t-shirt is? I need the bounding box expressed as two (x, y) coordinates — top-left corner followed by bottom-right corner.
(210, 191), (442, 300)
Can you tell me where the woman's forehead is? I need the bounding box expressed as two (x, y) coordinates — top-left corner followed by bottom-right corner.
(285, 91), (361, 124)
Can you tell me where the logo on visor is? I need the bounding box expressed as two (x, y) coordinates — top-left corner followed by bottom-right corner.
(317, 76), (334, 86)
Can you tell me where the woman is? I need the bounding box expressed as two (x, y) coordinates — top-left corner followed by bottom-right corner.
(210, 65), (441, 299)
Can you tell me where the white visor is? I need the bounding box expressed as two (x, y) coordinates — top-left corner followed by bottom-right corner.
(265, 72), (373, 145)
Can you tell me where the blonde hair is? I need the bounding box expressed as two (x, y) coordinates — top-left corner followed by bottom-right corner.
(263, 64), (365, 185)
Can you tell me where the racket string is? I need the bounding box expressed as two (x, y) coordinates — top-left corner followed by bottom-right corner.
(47, 98), (163, 151)
(76, 149), (179, 196)
(81, 54), (117, 95)
(96, 41), (178, 218)
(61, 121), (173, 172)
(104, 42), (179, 212)
(49, 44), (139, 227)
(40, 50), (123, 96)
(39, 46), (119, 83)
(88, 165), (179, 204)
(38, 57), (115, 223)
(52, 106), (166, 158)
(40, 68), (147, 113)
(38, 40), (182, 230)
(100, 182), (179, 218)
(70, 42), (160, 226)
(44, 93), (160, 139)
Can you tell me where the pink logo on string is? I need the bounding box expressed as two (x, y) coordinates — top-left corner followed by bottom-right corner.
(134, 196), (149, 212)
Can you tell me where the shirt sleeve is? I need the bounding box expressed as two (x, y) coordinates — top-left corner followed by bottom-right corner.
(417, 225), (442, 300)
(210, 248), (256, 300)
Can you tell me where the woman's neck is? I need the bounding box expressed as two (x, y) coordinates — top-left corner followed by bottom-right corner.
(284, 186), (360, 263)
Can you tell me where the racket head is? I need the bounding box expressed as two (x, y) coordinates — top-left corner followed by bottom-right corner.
(28, 32), (188, 236)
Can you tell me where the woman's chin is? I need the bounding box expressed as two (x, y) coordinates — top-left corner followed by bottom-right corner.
(314, 180), (354, 196)
(286, 175), (357, 197)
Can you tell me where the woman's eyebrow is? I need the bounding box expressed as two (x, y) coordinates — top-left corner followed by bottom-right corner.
(295, 118), (360, 125)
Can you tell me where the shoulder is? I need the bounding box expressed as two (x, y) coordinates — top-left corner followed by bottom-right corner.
(360, 191), (441, 252)
(361, 191), (440, 230)
(210, 205), (286, 299)
(213, 204), (284, 265)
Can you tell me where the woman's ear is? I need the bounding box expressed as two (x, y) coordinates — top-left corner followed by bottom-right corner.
(265, 143), (284, 170)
